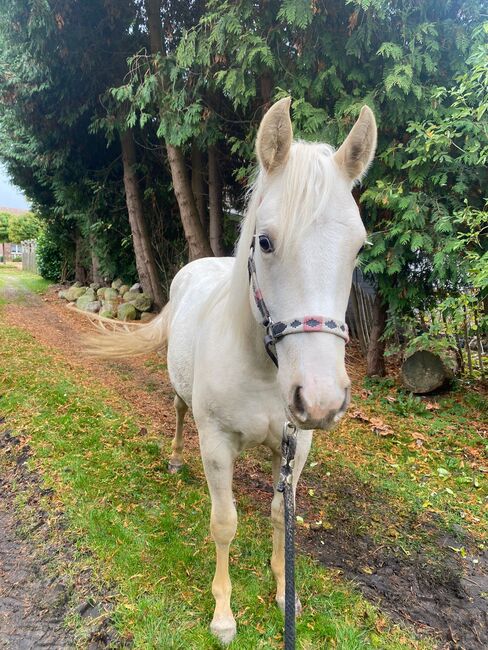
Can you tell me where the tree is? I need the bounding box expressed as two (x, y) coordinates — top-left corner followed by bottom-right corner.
(174, 0), (484, 372)
(0, 0), (168, 296)
(8, 213), (41, 243)
(0, 212), (9, 263)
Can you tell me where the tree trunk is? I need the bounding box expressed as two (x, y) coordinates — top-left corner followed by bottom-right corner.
(120, 129), (164, 308)
(208, 144), (225, 256)
(145, 0), (212, 261)
(260, 72), (273, 115)
(191, 141), (208, 231)
(402, 348), (459, 393)
(366, 293), (387, 377)
(166, 144), (213, 260)
(89, 230), (103, 285)
(74, 231), (88, 285)
(146, 0), (163, 55)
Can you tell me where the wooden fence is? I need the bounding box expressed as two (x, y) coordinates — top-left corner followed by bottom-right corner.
(21, 240), (38, 274)
(347, 268), (375, 355)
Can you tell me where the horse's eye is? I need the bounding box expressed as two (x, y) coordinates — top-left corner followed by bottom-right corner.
(259, 234), (274, 253)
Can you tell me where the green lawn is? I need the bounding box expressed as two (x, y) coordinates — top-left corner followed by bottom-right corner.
(308, 376), (487, 550)
(0, 263), (51, 304)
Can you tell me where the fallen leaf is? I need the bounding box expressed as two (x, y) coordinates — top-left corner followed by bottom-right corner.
(411, 431), (427, 441)
(370, 417), (394, 436)
(349, 408), (370, 422)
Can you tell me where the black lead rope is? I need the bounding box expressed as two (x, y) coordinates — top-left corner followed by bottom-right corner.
(277, 422), (298, 650)
(248, 235), (349, 649)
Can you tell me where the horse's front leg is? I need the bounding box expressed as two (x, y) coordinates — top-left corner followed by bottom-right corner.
(200, 433), (238, 644)
(271, 430), (312, 615)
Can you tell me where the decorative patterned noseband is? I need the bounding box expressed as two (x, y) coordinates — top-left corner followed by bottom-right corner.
(248, 235), (349, 367)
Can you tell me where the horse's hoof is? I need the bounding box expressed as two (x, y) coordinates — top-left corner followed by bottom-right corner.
(168, 461), (183, 474)
(210, 616), (237, 645)
(276, 593), (302, 617)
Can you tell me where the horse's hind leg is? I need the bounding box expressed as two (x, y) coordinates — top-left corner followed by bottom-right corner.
(168, 394), (187, 473)
(270, 429), (312, 615)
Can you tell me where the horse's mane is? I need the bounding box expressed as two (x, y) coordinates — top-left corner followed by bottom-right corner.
(210, 141), (336, 343)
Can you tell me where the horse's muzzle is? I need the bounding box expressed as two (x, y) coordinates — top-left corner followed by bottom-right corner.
(288, 384), (350, 430)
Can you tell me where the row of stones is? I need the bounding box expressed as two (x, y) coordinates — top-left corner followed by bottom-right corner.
(58, 279), (153, 321)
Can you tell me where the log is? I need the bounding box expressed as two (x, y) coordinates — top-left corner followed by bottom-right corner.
(401, 348), (459, 394)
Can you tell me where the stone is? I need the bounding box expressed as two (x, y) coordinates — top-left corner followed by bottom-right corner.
(102, 300), (118, 313)
(140, 312), (155, 323)
(130, 293), (152, 312)
(84, 301), (101, 313)
(65, 286), (86, 302)
(104, 288), (119, 301)
(89, 282), (101, 291)
(58, 290), (68, 300)
(111, 278), (123, 290)
(117, 303), (137, 321)
(118, 284), (129, 297)
(129, 283), (141, 293)
(99, 309), (115, 319)
(76, 293), (100, 312)
(123, 290), (140, 303)
(73, 281), (83, 288)
(96, 287), (106, 299)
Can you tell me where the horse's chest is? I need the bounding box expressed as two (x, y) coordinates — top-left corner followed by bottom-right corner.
(194, 376), (285, 452)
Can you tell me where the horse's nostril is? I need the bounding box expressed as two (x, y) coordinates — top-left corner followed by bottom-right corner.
(293, 385), (305, 418)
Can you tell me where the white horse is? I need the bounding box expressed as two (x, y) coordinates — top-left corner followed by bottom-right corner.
(90, 97), (377, 644)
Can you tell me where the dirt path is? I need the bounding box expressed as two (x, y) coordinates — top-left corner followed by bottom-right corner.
(0, 482), (73, 649)
(1, 279), (487, 649)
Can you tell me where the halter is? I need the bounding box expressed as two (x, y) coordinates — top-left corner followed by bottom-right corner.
(248, 235), (349, 367)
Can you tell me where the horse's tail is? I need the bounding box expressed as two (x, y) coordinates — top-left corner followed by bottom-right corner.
(84, 302), (171, 358)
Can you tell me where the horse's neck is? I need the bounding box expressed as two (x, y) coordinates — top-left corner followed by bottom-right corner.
(221, 266), (276, 379)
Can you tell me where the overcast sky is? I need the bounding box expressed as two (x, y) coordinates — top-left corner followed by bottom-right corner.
(0, 163), (30, 210)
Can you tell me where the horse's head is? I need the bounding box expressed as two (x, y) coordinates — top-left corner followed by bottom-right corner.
(251, 97), (377, 430)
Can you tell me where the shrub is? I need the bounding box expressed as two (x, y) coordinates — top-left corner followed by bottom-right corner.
(36, 229), (65, 281)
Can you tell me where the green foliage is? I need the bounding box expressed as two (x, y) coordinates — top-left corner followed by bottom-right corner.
(386, 392), (428, 418)
(0, 212), (9, 243)
(7, 212), (41, 243)
(36, 227), (66, 282)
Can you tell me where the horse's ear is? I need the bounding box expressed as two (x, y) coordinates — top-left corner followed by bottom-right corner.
(334, 106), (377, 182)
(256, 97), (293, 173)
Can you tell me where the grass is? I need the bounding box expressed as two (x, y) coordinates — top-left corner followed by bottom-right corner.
(0, 263), (51, 304)
(303, 375), (487, 558)
(0, 273), (432, 648)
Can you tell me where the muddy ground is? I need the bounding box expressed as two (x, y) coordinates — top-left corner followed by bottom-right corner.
(0, 426), (128, 650)
(0, 283), (487, 649)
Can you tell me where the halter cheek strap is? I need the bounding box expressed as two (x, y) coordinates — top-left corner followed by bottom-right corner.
(248, 237), (349, 367)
